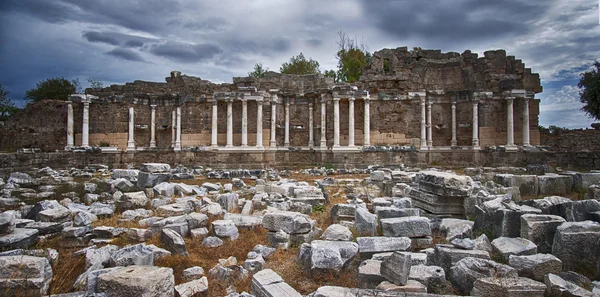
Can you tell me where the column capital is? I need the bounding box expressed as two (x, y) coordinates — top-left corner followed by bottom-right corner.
(348, 97), (355, 102)
(472, 100), (479, 105)
(506, 96), (515, 102)
(150, 104), (157, 109)
(333, 97), (341, 102)
(257, 100), (263, 105)
(451, 101), (457, 107)
(427, 100), (433, 107)
(67, 100), (73, 105)
(308, 102), (313, 108)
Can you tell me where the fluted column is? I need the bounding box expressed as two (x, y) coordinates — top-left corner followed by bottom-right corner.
(284, 100), (290, 147)
(171, 110), (176, 147)
(320, 96), (327, 148)
(308, 102), (314, 148)
(270, 97), (277, 148)
(363, 98), (370, 146)
(522, 98), (530, 146)
(426, 100), (433, 149)
(66, 101), (74, 149)
(174, 106), (182, 151)
(256, 100), (263, 148)
(211, 101), (218, 148)
(348, 98), (355, 147)
(506, 97), (516, 150)
(150, 105), (157, 148)
(82, 101), (90, 148)
(333, 97), (340, 147)
(451, 101), (457, 147)
(420, 97), (427, 150)
(241, 100), (248, 147)
(472, 101), (480, 150)
(226, 100), (233, 148)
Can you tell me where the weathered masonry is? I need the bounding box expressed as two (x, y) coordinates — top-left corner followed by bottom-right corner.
(20, 48), (545, 153)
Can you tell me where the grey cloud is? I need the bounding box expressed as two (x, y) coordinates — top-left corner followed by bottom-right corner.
(182, 17), (231, 33)
(306, 38), (323, 47)
(106, 48), (146, 62)
(82, 31), (158, 48)
(149, 41), (223, 63)
(2, 0), (78, 24)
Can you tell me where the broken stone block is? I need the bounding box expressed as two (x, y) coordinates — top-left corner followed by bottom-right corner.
(449, 257), (518, 295)
(137, 172), (171, 188)
(357, 237), (411, 259)
(217, 193), (239, 213)
(298, 240), (358, 274)
(552, 221), (600, 274)
(471, 276), (545, 297)
(354, 207), (377, 237)
(116, 191), (149, 211)
(202, 236), (223, 248)
(563, 199), (600, 222)
(330, 204), (356, 224)
(508, 254), (562, 282)
(415, 171), (474, 197)
(262, 211), (313, 234)
(433, 244), (491, 273)
(161, 228), (188, 256)
(251, 269), (302, 297)
(320, 224), (352, 241)
(375, 280), (427, 293)
(212, 219), (239, 240)
(493, 204), (542, 238)
(375, 207), (420, 219)
(190, 227), (209, 239)
(438, 218), (474, 241)
(358, 259), (385, 289)
(491, 237), (537, 261)
(0, 228), (39, 249)
(156, 203), (193, 217)
(520, 214), (566, 254)
(97, 265), (174, 297)
(182, 266), (205, 282)
(380, 252), (411, 286)
(244, 254), (266, 274)
(544, 273), (593, 297)
(0, 210), (16, 235)
(538, 174), (573, 196)
(224, 213), (263, 229)
(39, 204), (71, 223)
(109, 244), (154, 267)
(0, 255), (52, 296)
(174, 277), (208, 297)
(380, 216), (431, 238)
(408, 264), (446, 293)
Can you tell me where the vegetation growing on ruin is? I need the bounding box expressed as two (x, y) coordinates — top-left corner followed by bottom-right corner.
(578, 61), (600, 120)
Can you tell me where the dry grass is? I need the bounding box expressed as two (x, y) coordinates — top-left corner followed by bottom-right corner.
(35, 237), (87, 295)
(92, 215), (140, 229)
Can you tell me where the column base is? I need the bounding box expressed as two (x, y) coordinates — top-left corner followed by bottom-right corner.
(219, 146), (265, 152)
(211, 144), (218, 150)
(314, 146), (329, 151)
(125, 146), (136, 152)
(450, 141), (457, 147)
(472, 146), (481, 151)
(332, 146), (361, 152)
(505, 145), (518, 151)
(420, 146), (429, 151)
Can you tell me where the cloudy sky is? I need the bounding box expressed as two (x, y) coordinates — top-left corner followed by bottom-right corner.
(1, 0), (599, 128)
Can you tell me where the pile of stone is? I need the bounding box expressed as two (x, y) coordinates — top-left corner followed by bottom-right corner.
(263, 211), (317, 248)
(408, 171), (474, 216)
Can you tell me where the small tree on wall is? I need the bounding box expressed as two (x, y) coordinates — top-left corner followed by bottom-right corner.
(578, 61), (600, 121)
(280, 53), (321, 75)
(25, 77), (79, 102)
(0, 84), (18, 117)
(248, 63), (269, 78)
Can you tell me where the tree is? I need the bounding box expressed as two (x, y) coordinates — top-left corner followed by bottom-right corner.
(25, 77), (79, 102)
(324, 69), (339, 83)
(280, 53), (321, 75)
(248, 63), (269, 78)
(0, 84), (18, 117)
(86, 78), (104, 89)
(578, 61), (600, 121)
(334, 31), (371, 83)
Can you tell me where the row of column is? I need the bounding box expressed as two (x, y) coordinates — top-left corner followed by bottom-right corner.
(419, 97), (530, 150)
(66, 97), (530, 150)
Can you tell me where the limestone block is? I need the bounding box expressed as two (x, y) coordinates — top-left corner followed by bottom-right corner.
(97, 265), (174, 297)
(493, 205), (541, 238)
(552, 221), (600, 274)
(298, 240), (358, 274)
(415, 171), (474, 197)
(380, 216), (431, 238)
(262, 211), (314, 234)
(409, 264), (446, 294)
(471, 277), (545, 297)
(0, 228), (39, 249)
(449, 257), (518, 295)
(160, 228), (188, 256)
(0, 255), (52, 297)
(358, 259), (386, 289)
(520, 214), (565, 254)
(508, 253), (562, 281)
(538, 174), (573, 196)
(491, 237), (537, 261)
(433, 244), (491, 273)
(357, 237), (411, 259)
(320, 224), (353, 241)
(355, 207), (378, 236)
(381, 252), (411, 286)
(251, 269), (302, 297)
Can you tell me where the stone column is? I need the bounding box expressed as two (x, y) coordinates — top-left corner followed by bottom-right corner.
(211, 100), (218, 148)
(66, 101), (74, 149)
(506, 97), (516, 149)
(270, 97), (277, 148)
(256, 100), (263, 148)
(150, 105), (157, 148)
(333, 97), (340, 148)
(426, 100), (433, 149)
(82, 101), (90, 148)
(171, 110), (176, 147)
(241, 100), (248, 147)
(363, 98), (370, 146)
(451, 101), (457, 147)
(126, 106), (136, 151)
(420, 97), (427, 150)
(522, 97), (530, 146)
(308, 102), (314, 148)
(348, 97), (355, 147)
(226, 100), (233, 148)
(174, 106), (182, 151)
(472, 101), (480, 150)
(320, 95), (327, 148)
(284, 100), (290, 147)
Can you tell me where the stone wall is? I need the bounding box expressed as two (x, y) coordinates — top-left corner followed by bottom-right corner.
(540, 129), (600, 152)
(0, 150), (598, 178)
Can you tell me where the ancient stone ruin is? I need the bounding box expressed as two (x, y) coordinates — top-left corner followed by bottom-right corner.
(1, 47), (599, 297)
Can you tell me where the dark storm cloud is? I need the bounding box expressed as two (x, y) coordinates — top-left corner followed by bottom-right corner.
(82, 31), (158, 48)
(149, 41), (223, 63)
(106, 48), (146, 62)
(1, 0), (78, 24)
(359, 0), (553, 46)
